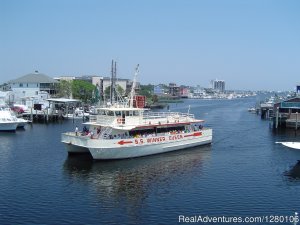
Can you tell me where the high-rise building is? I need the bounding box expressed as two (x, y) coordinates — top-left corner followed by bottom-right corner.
(169, 83), (180, 97)
(211, 79), (225, 92)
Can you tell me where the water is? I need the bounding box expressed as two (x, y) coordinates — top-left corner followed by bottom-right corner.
(1, 97), (300, 225)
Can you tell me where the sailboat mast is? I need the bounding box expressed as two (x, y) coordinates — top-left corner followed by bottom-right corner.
(130, 64), (139, 108)
(110, 60), (116, 104)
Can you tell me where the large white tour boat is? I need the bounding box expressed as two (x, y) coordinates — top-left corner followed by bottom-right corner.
(61, 64), (212, 159)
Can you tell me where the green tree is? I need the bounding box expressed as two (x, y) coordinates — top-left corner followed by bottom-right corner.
(139, 84), (153, 98)
(57, 80), (72, 98)
(117, 85), (125, 96)
(152, 94), (158, 103)
(104, 85), (125, 100)
(72, 80), (96, 103)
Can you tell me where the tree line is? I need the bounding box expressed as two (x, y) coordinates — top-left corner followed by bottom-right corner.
(57, 80), (157, 104)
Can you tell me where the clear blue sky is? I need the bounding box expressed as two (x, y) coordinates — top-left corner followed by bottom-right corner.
(1, 0), (299, 90)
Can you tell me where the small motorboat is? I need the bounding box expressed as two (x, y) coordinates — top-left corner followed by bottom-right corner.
(276, 142), (300, 150)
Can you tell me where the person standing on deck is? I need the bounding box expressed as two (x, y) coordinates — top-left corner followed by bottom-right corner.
(75, 126), (79, 136)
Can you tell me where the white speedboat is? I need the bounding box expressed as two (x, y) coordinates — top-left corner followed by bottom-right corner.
(16, 118), (30, 129)
(63, 108), (89, 120)
(61, 65), (212, 159)
(0, 107), (19, 131)
(277, 142), (300, 150)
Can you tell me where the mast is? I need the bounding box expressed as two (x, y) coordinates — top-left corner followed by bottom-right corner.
(110, 60), (116, 104)
(129, 64), (139, 108)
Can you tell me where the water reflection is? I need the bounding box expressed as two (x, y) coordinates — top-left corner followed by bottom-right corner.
(285, 160), (300, 180)
(0, 133), (18, 162)
(63, 146), (211, 207)
(272, 127), (300, 139)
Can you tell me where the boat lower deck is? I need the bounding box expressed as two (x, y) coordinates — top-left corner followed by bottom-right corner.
(62, 128), (212, 159)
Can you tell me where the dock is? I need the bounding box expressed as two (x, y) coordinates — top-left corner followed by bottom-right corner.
(272, 97), (300, 129)
(20, 98), (84, 123)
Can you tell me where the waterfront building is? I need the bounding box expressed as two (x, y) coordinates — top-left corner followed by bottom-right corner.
(273, 97), (300, 128)
(9, 71), (58, 96)
(296, 84), (300, 94)
(8, 71), (57, 106)
(153, 85), (164, 96)
(211, 79), (225, 92)
(55, 75), (103, 87)
(169, 83), (180, 97)
(55, 75), (135, 98)
(180, 86), (190, 98)
(102, 77), (129, 95)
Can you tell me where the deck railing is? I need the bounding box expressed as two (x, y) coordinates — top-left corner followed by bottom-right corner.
(142, 112), (194, 123)
(89, 112), (196, 126)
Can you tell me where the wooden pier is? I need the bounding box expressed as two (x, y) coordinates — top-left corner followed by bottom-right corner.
(20, 98), (84, 123)
(22, 108), (63, 123)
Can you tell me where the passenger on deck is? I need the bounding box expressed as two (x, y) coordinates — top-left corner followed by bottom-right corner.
(75, 126), (78, 136)
(83, 126), (88, 134)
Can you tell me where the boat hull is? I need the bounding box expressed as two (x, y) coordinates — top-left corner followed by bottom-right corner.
(61, 133), (90, 154)
(279, 142), (300, 150)
(65, 144), (90, 154)
(62, 129), (212, 159)
(0, 122), (18, 131)
(89, 138), (212, 160)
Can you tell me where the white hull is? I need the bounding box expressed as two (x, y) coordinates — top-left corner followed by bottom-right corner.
(63, 115), (86, 120)
(62, 129), (212, 159)
(277, 142), (300, 150)
(17, 118), (30, 128)
(65, 144), (90, 154)
(0, 122), (18, 131)
(63, 113), (89, 120)
(62, 133), (90, 154)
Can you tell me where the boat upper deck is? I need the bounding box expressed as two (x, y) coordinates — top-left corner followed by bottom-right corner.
(87, 111), (204, 130)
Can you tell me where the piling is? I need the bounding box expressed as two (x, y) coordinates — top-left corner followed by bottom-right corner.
(275, 107), (279, 129)
(296, 112), (298, 130)
(30, 108), (33, 122)
(46, 108), (49, 122)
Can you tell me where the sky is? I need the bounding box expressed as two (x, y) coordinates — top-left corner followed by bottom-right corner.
(0, 0), (299, 91)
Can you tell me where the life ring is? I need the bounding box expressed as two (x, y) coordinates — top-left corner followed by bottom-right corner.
(117, 118), (122, 124)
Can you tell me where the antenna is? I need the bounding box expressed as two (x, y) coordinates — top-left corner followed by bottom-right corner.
(130, 64), (139, 108)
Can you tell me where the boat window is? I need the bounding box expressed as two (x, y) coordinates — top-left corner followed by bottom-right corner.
(125, 111), (129, 116)
(157, 126), (185, 134)
(133, 111), (139, 116)
(97, 110), (106, 115)
(115, 111), (121, 116)
(105, 110), (114, 116)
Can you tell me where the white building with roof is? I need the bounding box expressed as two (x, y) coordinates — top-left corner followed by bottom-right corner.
(9, 71), (58, 96)
(102, 77), (129, 94)
(8, 71), (58, 106)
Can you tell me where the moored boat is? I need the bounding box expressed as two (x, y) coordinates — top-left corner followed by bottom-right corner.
(62, 108), (89, 120)
(0, 107), (19, 131)
(277, 142), (300, 150)
(16, 117), (31, 129)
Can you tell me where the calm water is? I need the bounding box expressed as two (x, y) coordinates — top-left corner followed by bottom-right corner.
(1, 97), (300, 225)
